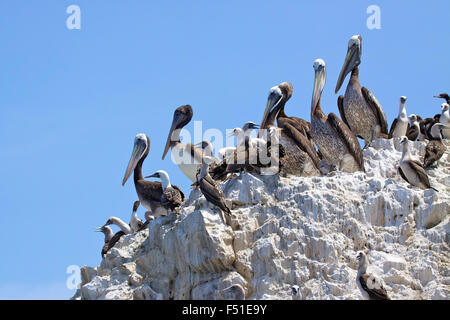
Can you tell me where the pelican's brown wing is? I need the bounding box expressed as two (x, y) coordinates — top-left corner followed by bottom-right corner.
(282, 122), (320, 169)
(361, 87), (388, 135)
(337, 95), (351, 131)
(328, 113), (365, 172)
(278, 116), (312, 140)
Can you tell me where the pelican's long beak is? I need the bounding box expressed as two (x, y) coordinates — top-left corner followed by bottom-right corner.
(122, 138), (147, 186)
(335, 45), (360, 94)
(312, 66), (326, 115)
(162, 116), (180, 160)
(95, 227), (104, 232)
(258, 92), (281, 138)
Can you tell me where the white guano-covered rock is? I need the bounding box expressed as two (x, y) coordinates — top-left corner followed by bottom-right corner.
(72, 139), (449, 300)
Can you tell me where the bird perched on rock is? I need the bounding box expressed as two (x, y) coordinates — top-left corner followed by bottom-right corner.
(406, 114), (420, 141)
(291, 285), (302, 300)
(423, 123), (447, 168)
(95, 225), (125, 258)
(439, 103), (449, 139)
(198, 156), (232, 224)
(389, 96), (409, 139)
(398, 137), (438, 191)
(145, 170), (185, 213)
(356, 252), (390, 300)
(129, 201), (145, 233)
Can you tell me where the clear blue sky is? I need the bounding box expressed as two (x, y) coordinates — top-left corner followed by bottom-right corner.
(0, 1), (448, 299)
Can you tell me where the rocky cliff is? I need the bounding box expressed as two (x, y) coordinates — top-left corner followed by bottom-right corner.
(72, 139), (449, 300)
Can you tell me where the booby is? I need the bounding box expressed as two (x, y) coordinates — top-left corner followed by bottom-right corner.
(104, 216), (132, 235)
(398, 137), (438, 191)
(95, 226), (125, 258)
(406, 114), (420, 141)
(291, 285), (302, 300)
(129, 200), (144, 233)
(122, 134), (165, 218)
(439, 103), (449, 139)
(198, 156), (232, 224)
(423, 123), (447, 168)
(145, 170), (185, 213)
(356, 252), (390, 300)
(259, 83), (321, 176)
(311, 59), (364, 173)
(335, 35), (388, 146)
(434, 93), (450, 104)
(162, 105), (204, 183)
(389, 96), (409, 139)
(271, 82), (313, 140)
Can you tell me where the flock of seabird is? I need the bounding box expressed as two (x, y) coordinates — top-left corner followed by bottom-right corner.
(95, 35), (448, 300)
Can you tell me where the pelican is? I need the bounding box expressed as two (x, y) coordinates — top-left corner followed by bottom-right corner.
(439, 103), (449, 139)
(198, 156), (232, 224)
(129, 200), (144, 233)
(162, 105), (204, 183)
(95, 226), (125, 258)
(311, 59), (364, 173)
(259, 83), (320, 176)
(389, 96), (409, 139)
(335, 35), (388, 146)
(398, 137), (438, 191)
(122, 134), (165, 218)
(145, 170), (185, 213)
(356, 252), (390, 300)
(271, 82), (313, 140)
(423, 123), (447, 168)
(406, 114), (420, 141)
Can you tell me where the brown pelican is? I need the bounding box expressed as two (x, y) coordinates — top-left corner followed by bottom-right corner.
(335, 35), (388, 146)
(122, 134), (165, 218)
(198, 156), (232, 224)
(129, 201), (145, 233)
(399, 137), (438, 191)
(162, 105), (204, 183)
(439, 103), (449, 139)
(434, 93), (450, 104)
(271, 82), (313, 140)
(423, 123), (447, 168)
(389, 96), (408, 139)
(311, 59), (364, 173)
(406, 114), (420, 141)
(95, 226), (125, 258)
(259, 83), (321, 176)
(145, 170), (185, 213)
(356, 252), (390, 300)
